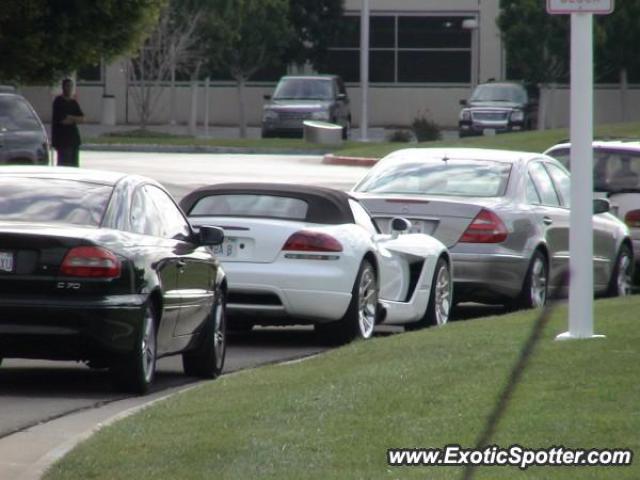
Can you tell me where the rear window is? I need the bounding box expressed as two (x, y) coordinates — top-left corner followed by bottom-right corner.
(0, 96), (42, 131)
(354, 160), (512, 197)
(0, 177), (112, 226)
(189, 194), (309, 221)
(547, 147), (640, 192)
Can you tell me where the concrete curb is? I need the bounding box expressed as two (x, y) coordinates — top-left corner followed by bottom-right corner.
(82, 143), (332, 156)
(322, 153), (379, 167)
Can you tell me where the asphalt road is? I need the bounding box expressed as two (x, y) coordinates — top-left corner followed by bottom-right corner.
(0, 151), (508, 441)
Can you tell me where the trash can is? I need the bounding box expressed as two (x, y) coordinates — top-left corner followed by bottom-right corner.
(101, 94), (116, 126)
(303, 120), (343, 146)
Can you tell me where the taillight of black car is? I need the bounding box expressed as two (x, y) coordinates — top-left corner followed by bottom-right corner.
(459, 209), (508, 243)
(60, 246), (121, 278)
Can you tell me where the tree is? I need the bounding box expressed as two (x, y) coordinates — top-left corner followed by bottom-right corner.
(596, 4), (640, 121)
(127, 0), (206, 128)
(201, 0), (292, 138)
(0, 0), (166, 84)
(497, 0), (570, 129)
(284, 0), (345, 71)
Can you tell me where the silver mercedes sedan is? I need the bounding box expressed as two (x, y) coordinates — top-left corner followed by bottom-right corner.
(352, 148), (634, 308)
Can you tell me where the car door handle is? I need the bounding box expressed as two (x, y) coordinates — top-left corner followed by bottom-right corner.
(543, 216), (553, 225)
(177, 259), (187, 269)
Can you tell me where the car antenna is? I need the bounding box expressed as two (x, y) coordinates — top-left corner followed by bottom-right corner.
(442, 154), (450, 163)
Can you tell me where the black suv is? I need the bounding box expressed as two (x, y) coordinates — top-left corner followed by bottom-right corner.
(0, 87), (50, 165)
(458, 82), (537, 137)
(262, 75), (351, 139)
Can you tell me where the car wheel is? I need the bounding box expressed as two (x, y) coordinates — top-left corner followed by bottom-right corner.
(517, 251), (548, 309)
(111, 303), (157, 394)
(316, 260), (378, 344)
(405, 257), (452, 331)
(183, 290), (227, 378)
(607, 244), (634, 297)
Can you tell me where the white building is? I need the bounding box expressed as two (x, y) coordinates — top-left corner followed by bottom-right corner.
(20, 0), (640, 129)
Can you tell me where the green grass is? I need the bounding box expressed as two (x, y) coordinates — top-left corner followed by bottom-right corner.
(87, 129), (362, 152)
(336, 121), (640, 159)
(44, 296), (640, 480)
(86, 122), (640, 159)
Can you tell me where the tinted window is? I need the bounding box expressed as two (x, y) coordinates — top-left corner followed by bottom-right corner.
(470, 84), (527, 103)
(354, 160), (512, 197)
(545, 148), (569, 168)
(190, 194), (309, 221)
(145, 186), (191, 240)
(349, 199), (379, 235)
(528, 162), (560, 206)
(0, 96), (42, 131)
(0, 177), (111, 226)
(545, 163), (571, 207)
(273, 78), (334, 100)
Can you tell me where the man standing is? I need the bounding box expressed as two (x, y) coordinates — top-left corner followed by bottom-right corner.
(51, 78), (84, 167)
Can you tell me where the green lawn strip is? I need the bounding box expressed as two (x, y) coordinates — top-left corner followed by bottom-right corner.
(44, 297), (640, 480)
(335, 121), (640, 160)
(86, 130), (362, 152)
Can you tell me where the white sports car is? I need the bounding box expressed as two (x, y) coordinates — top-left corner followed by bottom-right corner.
(180, 183), (452, 343)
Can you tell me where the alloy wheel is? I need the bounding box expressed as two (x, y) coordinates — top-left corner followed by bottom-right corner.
(434, 264), (451, 325)
(530, 256), (547, 308)
(357, 266), (377, 338)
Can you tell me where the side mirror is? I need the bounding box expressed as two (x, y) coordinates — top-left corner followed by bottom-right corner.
(593, 198), (610, 215)
(199, 225), (225, 246)
(391, 217), (412, 234)
(337, 93), (347, 101)
(459, 99), (468, 106)
(263, 94), (272, 101)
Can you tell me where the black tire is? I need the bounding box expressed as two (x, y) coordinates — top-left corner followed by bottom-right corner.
(606, 244), (634, 297)
(182, 290), (227, 378)
(516, 250), (548, 309)
(405, 257), (452, 331)
(315, 260), (378, 345)
(111, 303), (157, 395)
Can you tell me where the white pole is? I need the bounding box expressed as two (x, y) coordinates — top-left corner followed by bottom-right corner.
(360, 0), (369, 141)
(557, 13), (602, 341)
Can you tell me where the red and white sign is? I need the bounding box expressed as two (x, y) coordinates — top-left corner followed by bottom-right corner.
(547, 0), (614, 14)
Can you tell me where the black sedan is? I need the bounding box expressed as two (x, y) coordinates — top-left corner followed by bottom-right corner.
(0, 167), (227, 394)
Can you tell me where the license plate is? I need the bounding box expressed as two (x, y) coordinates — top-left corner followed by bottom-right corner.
(409, 221), (424, 234)
(212, 239), (236, 258)
(483, 128), (496, 136)
(0, 251), (14, 273)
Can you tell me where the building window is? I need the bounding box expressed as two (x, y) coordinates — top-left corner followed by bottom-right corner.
(327, 14), (473, 84)
(76, 62), (102, 83)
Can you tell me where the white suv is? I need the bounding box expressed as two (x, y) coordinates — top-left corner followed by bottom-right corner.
(544, 140), (640, 281)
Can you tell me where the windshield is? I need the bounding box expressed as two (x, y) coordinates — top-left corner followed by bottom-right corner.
(273, 78), (334, 100)
(0, 177), (112, 226)
(354, 159), (512, 197)
(0, 96), (42, 131)
(546, 147), (640, 193)
(470, 84), (526, 103)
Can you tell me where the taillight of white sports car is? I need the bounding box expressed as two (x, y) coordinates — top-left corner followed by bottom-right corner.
(282, 230), (343, 260)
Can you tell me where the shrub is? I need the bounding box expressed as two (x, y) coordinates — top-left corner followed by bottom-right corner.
(411, 110), (442, 142)
(386, 129), (415, 143)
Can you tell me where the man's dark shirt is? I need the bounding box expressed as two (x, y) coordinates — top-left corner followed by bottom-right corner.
(51, 96), (83, 149)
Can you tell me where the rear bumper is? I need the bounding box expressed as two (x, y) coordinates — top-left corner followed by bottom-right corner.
(0, 294), (146, 360)
(224, 261), (353, 323)
(451, 252), (529, 303)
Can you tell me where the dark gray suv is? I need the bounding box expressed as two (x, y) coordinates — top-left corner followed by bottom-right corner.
(0, 88), (50, 165)
(458, 82), (538, 137)
(261, 75), (351, 139)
